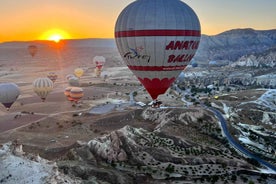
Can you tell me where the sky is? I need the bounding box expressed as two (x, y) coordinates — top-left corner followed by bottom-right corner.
(0, 0), (275, 43)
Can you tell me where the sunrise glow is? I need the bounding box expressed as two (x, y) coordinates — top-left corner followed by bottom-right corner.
(39, 29), (71, 42)
(48, 34), (62, 43)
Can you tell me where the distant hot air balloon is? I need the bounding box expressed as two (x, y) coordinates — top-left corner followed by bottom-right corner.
(115, 0), (201, 101)
(28, 45), (37, 57)
(93, 56), (106, 77)
(33, 77), (54, 102)
(0, 83), (20, 110)
(47, 72), (58, 83)
(66, 74), (75, 81)
(74, 68), (84, 78)
(69, 87), (84, 102)
(64, 87), (72, 97)
(68, 76), (80, 87)
(64, 87), (74, 101)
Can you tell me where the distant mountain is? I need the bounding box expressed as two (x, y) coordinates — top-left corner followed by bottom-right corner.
(1, 28), (275, 64)
(195, 28), (276, 62)
(0, 38), (116, 48)
(62, 38), (116, 48)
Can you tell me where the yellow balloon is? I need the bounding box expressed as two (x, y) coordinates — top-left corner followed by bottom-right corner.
(74, 68), (84, 78)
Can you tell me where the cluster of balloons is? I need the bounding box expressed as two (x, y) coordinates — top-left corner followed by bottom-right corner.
(63, 68), (85, 103)
(0, 47), (60, 109)
(0, 77), (55, 110)
(66, 67), (85, 87)
(1, 0), (201, 110)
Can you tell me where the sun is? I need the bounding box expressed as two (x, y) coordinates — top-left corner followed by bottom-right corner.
(49, 34), (62, 43)
(39, 28), (71, 42)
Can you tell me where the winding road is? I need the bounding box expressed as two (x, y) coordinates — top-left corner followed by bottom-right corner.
(208, 106), (276, 173)
(173, 84), (276, 172)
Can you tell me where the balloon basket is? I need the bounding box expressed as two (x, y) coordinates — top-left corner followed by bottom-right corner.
(150, 100), (162, 108)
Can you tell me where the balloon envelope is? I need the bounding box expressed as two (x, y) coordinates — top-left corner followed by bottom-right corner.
(74, 68), (84, 78)
(69, 87), (84, 102)
(0, 83), (20, 110)
(47, 72), (58, 83)
(64, 87), (72, 97)
(33, 77), (54, 101)
(115, 0), (201, 100)
(68, 76), (80, 87)
(28, 45), (37, 57)
(93, 56), (106, 77)
(66, 74), (75, 81)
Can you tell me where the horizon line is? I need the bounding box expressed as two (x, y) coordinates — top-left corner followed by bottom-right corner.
(1, 27), (275, 44)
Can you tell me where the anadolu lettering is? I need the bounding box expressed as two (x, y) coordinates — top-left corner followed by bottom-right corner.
(165, 40), (199, 50)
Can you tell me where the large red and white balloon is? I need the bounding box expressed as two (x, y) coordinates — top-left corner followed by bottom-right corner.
(115, 0), (201, 100)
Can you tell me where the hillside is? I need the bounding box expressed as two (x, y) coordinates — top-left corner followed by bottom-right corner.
(195, 28), (276, 63)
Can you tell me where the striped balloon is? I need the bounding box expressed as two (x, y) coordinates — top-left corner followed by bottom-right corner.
(47, 72), (58, 83)
(69, 87), (84, 102)
(33, 77), (54, 102)
(115, 0), (201, 100)
(64, 87), (72, 97)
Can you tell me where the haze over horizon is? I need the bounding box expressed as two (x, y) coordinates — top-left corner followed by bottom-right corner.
(1, 0), (276, 43)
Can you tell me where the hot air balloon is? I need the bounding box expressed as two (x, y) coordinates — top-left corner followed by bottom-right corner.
(66, 74), (75, 81)
(93, 56), (106, 77)
(33, 77), (54, 102)
(28, 45), (37, 57)
(64, 87), (72, 97)
(68, 76), (80, 87)
(47, 72), (58, 83)
(74, 68), (84, 78)
(0, 83), (20, 110)
(115, 0), (201, 101)
(64, 87), (74, 101)
(69, 87), (84, 103)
